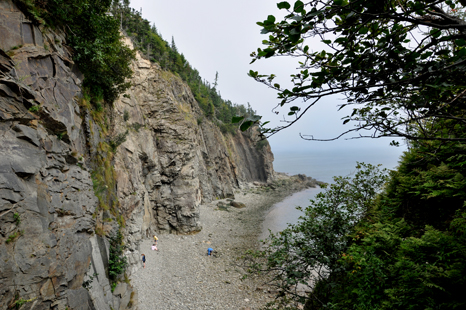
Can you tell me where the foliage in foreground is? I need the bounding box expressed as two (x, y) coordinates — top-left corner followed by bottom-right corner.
(247, 0), (466, 142)
(244, 3), (466, 305)
(246, 134), (466, 309)
(244, 163), (388, 309)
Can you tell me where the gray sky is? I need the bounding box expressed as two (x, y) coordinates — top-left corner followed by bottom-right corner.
(129, 0), (405, 165)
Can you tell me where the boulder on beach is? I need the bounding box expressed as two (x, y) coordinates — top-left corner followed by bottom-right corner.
(230, 201), (247, 208)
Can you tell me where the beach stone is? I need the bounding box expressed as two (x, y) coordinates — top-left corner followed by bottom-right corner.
(230, 201), (247, 208)
(217, 205), (230, 211)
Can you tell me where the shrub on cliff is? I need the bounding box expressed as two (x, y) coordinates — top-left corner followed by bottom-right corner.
(14, 0), (135, 103)
(108, 230), (127, 283)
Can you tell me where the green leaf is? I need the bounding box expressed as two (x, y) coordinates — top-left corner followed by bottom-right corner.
(455, 39), (466, 47)
(456, 48), (466, 57)
(277, 1), (291, 9)
(334, 37), (347, 44)
(248, 70), (258, 78)
(421, 51), (433, 60)
(358, 27), (369, 35)
(430, 29), (441, 38)
(290, 106), (300, 111)
(240, 120), (254, 131)
(294, 1), (304, 13)
(232, 116), (244, 124)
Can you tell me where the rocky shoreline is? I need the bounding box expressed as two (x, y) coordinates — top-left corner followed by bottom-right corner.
(128, 175), (318, 310)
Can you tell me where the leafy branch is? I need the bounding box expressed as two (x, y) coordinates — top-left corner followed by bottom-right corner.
(247, 0), (466, 142)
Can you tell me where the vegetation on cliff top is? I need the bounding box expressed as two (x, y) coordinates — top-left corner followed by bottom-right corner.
(110, 0), (258, 134)
(14, 0), (260, 135)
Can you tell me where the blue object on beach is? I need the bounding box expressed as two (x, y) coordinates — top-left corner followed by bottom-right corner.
(207, 247), (213, 256)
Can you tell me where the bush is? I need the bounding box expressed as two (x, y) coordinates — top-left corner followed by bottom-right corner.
(28, 105), (40, 113)
(108, 230), (127, 282)
(255, 139), (268, 151)
(109, 130), (128, 152)
(14, 0), (135, 104)
(244, 163), (388, 308)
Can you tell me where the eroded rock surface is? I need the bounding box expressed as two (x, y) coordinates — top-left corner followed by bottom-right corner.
(0, 2), (133, 309)
(112, 38), (274, 274)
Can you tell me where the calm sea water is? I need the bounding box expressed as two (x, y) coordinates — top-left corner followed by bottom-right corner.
(259, 146), (405, 240)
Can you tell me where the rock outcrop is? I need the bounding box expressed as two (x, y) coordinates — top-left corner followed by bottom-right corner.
(0, 1), (275, 309)
(111, 37), (275, 274)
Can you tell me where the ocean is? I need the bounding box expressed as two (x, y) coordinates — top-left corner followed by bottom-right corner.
(259, 146), (405, 240)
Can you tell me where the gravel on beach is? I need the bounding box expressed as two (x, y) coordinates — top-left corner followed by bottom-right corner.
(131, 181), (312, 310)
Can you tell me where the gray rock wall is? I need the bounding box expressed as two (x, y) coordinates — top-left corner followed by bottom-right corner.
(0, 1), (275, 308)
(0, 1), (134, 309)
(112, 39), (274, 274)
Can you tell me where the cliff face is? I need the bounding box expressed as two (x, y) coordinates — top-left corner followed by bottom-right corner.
(110, 38), (274, 272)
(0, 1), (274, 309)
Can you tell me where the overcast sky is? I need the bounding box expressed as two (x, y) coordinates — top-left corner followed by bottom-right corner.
(129, 0), (405, 168)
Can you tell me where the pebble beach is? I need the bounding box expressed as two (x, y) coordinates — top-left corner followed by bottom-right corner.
(131, 178), (315, 310)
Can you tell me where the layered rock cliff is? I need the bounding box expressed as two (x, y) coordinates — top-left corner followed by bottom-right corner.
(0, 1), (274, 309)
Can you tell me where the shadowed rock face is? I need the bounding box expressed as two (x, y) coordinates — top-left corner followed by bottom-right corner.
(0, 1), (275, 308)
(110, 41), (275, 230)
(112, 39), (275, 274)
(0, 1), (123, 309)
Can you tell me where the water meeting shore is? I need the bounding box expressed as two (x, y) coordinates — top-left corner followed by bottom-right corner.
(130, 174), (318, 310)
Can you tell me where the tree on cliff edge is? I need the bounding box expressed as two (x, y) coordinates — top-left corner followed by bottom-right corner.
(249, 0), (466, 143)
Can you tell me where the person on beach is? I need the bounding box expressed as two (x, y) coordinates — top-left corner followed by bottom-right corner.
(151, 243), (158, 251)
(153, 235), (158, 246)
(141, 254), (146, 268)
(207, 247), (213, 256)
